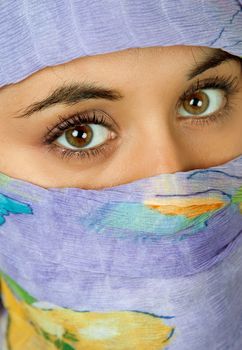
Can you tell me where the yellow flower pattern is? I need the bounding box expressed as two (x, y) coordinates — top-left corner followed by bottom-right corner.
(1, 277), (175, 350)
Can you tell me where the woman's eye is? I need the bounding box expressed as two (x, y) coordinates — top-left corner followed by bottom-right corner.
(178, 88), (226, 117)
(54, 123), (112, 150)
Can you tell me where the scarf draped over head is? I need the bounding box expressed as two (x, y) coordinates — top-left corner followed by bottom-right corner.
(0, 0), (241, 87)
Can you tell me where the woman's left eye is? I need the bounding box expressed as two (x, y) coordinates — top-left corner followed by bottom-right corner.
(178, 88), (226, 117)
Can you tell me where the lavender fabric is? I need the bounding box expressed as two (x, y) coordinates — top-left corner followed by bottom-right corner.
(0, 155), (242, 349)
(0, 0), (241, 87)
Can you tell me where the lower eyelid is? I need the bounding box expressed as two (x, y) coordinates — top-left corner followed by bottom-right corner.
(45, 134), (119, 162)
(177, 105), (232, 128)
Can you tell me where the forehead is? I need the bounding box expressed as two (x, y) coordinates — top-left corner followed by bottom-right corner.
(54, 45), (208, 72)
(3, 46), (213, 90)
(0, 45), (238, 120)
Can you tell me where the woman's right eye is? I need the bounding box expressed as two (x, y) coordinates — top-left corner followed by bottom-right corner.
(54, 123), (114, 150)
(43, 110), (119, 160)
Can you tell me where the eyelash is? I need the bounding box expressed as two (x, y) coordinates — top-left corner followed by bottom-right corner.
(177, 74), (239, 126)
(43, 74), (239, 161)
(43, 111), (116, 161)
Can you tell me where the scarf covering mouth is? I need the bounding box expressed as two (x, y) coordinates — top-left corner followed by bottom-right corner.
(0, 155), (242, 349)
(0, 0), (241, 87)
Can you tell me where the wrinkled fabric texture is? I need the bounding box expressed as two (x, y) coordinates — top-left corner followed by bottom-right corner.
(0, 155), (242, 349)
(0, 0), (241, 87)
(0, 0), (242, 349)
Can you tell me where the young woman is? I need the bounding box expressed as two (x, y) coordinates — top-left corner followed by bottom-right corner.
(0, 1), (241, 349)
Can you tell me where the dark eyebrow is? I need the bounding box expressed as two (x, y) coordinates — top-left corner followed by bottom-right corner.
(14, 50), (240, 119)
(187, 49), (239, 81)
(14, 81), (124, 118)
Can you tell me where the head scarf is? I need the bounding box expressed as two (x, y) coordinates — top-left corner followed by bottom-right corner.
(0, 0), (241, 87)
(0, 1), (242, 350)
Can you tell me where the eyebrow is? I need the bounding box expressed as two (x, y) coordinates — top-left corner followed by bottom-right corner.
(15, 49), (239, 119)
(186, 49), (238, 80)
(14, 82), (124, 118)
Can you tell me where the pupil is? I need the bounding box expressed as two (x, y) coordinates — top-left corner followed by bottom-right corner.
(66, 125), (93, 147)
(190, 98), (203, 108)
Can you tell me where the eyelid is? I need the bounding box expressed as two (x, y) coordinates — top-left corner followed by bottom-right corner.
(176, 74), (239, 112)
(179, 75), (239, 100)
(45, 138), (116, 162)
(42, 109), (118, 145)
(42, 109), (121, 163)
(178, 89), (227, 118)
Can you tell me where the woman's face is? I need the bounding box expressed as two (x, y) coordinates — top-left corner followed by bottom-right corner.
(0, 45), (241, 189)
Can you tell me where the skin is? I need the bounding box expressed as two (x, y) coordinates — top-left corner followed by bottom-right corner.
(0, 45), (241, 189)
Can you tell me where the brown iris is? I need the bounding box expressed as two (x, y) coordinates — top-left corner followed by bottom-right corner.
(183, 90), (209, 115)
(65, 125), (93, 148)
